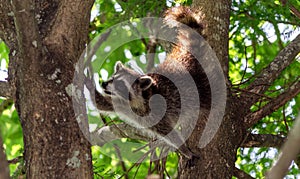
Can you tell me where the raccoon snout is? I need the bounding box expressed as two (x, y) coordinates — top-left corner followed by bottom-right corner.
(102, 81), (108, 89)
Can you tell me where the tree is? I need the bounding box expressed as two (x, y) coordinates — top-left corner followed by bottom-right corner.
(0, 0), (299, 179)
(0, 0), (94, 178)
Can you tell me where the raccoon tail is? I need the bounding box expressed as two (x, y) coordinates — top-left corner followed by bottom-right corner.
(164, 6), (205, 38)
(162, 6), (206, 55)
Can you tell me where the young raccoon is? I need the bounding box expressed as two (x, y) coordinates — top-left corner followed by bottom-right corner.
(95, 6), (211, 158)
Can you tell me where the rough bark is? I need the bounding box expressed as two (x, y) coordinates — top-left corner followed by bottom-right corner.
(243, 34), (300, 111)
(0, 136), (10, 179)
(241, 134), (285, 148)
(245, 80), (300, 127)
(1, 0), (94, 178)
(192, 0), (231, 79)
(1, 0), (299, 178)
(178, 0), (300, 178)
(176, 0), (244, 178)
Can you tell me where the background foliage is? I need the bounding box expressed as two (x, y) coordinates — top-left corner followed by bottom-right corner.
(0, 0), (299, 178)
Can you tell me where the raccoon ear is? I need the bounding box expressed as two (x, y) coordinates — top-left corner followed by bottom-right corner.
(115, 61), (124, 72)
(138, 76), (153, 90)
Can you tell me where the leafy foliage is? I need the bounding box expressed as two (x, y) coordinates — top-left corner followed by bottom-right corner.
(230, 0), (300, 178)
(0, 0), (299, 178)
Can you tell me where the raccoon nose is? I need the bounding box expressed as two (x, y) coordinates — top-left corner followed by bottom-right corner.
(102, 81), (108, 89)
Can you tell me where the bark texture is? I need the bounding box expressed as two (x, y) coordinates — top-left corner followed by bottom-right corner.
(176, 0), (300, 178)
(176, 0), (246, 178)
(192, 0), (231, 78)
(1, 0), (94, 178)
(0, 136), (10, 179)
(0, 0), (299, 178)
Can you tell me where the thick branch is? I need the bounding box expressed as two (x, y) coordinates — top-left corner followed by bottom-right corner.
(0, 81), (12, 98)
(244, 80), (300, 127)
(244, 34), (300, 107)
(266, 114), (300, 179)
(90, 123), (151, 146)
(241, 134), (285, 148)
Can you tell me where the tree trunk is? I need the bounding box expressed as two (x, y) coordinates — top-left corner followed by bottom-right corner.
(1, 0), (94, 178)
(178, 0), (247, 178)
(0, 136), (10, 179)
(192, 0), (231, 77)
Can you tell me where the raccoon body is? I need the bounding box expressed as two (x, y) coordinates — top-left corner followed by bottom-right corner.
(96, 6), (211, 158)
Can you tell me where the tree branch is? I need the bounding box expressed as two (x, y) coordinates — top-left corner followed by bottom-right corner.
(90, 123), (151, 146)
(289, 5), (300, 19)
(244, 80), (300, 127)
(241, 134), (285, 148)
(281, 0), (300, 19)
(91, 122), (190, 157)
(233, 167), (254, 179)
(0, 81), (12, 98)
(243, 34), (300, 107)
(266, 114), (300, 179)
(8, 156), (23, 164)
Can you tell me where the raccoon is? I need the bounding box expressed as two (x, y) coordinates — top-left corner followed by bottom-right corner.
(95, 6), (211, 158)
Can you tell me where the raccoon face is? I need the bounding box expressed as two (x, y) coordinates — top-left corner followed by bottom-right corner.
(102, 62), (153, 104)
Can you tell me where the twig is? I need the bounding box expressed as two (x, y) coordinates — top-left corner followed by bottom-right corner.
(243, 34), (300, 107)
(282, 104), (289, 133)
(290, 5), (300, 19)
(232, 88), (272, 100)
(118, 150), (151, 179)
(244, 79), (300, 127)
(240, 134), (285, 148)
(8, 156), (23, 164)
(239, 46), (249, 86)
(113, 144), (129, 179)
(281, 0), (300, 19)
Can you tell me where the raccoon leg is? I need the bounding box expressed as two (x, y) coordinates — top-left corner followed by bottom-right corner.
(94, 90), (114, 111)
(84, 77), (114, 111)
